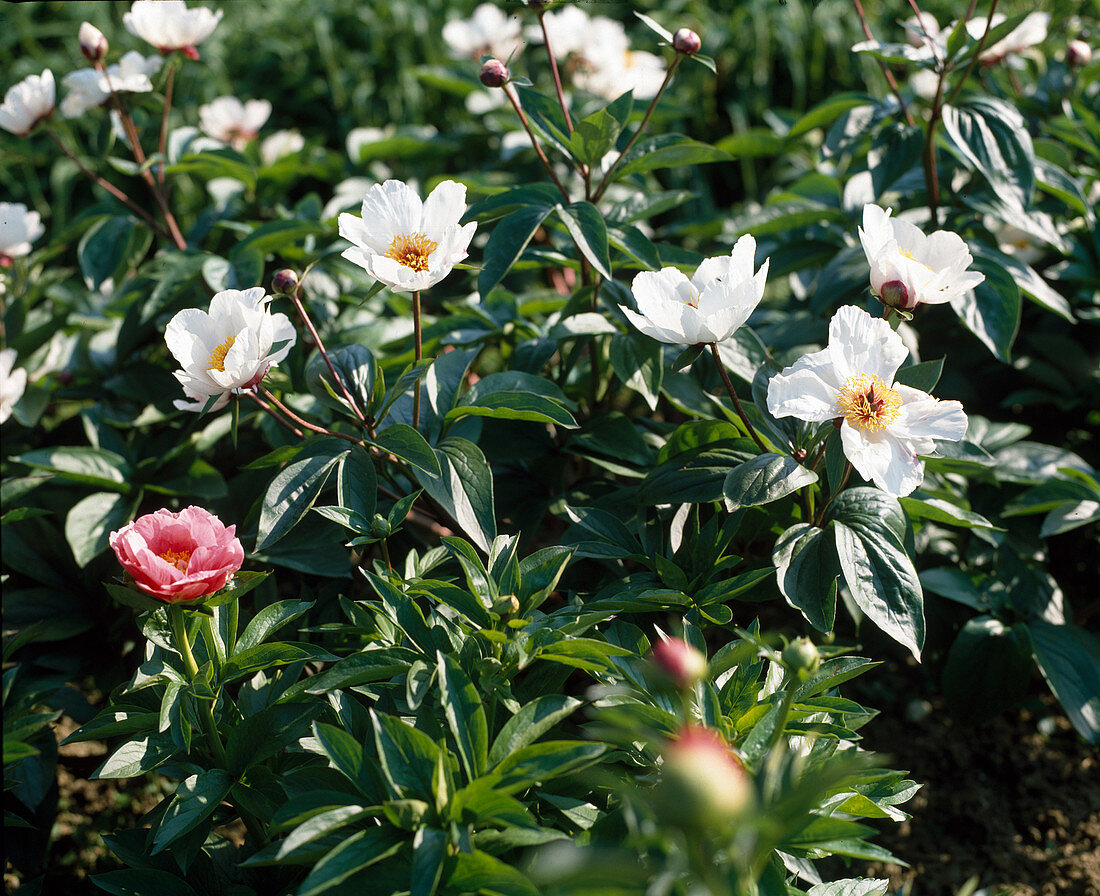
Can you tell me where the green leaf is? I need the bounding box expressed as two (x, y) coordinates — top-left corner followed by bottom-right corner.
(807, 878), (889, 896)
(257, 445), (346, 549)
(1026, 621), (1100, 744)
(941, 97), (1035, 208)
(78, 216), (149, 291)
(893, 358), (944, 393)
(310, 721), (377, 797)
(609, 333), (663, 411)
(833, 521), (924, 660)
(94, 734), (176, 779)
(900, 493), (999, 530)
(297, 828), (403, 896)
(437, 652), (489, 782)
(723, 453), (817, 508)
(410, 827), (448, 896)
(788, 92), (875, 139)
(91, 870), (200, 896)
(226, 704), (315, 775)
(949, 256), (1021, 362)
(16, 446), (131, 492)
(773, 523), (838, 632)
(637, 443), (757, 505)
(446, 851), (540, 896)
(303, 648), (417, 694)
(489, 695), (582, 768)
(152, 770), (233, 853)
(492, 741), (607, 794)
(232, 219), (327, 257)
(166, 148), (256, 190)
(478, 204), (554, 298)
(370, 711), (441, 801)
(413, 437), (496, 552)
(220, 643), (327, 683)
(554, 201), (613, 280)
(236, 599), (313, 654)
(306, 344), (376, 416)
(337, 444), (377, 520)
(942, 617), (1031, 721)
(465, 184), (564, 223)
(373, 423), (440, 477)
(452, 371), (577, 428)
(615, 134), (731, 177)
(65, 491), (134, 567)
(568, 93), (632, 167)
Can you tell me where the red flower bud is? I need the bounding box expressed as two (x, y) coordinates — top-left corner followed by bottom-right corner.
(479, 58), (510, 88)
(1067, 40), (1092, 68)
(879, 279), (916, 311)
(79, 22), (108, 63)
(652, 637), (708, 689)
(656, 726), (752, 828)
(672, 28), (702, 56)
(272, 268), (299, 295)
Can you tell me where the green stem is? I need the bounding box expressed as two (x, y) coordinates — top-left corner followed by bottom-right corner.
(412, 290), (422, 431)
(225, 600), (238, 659)
(502, 83), (571, 201)
(169, 605), (227, 766)
(709, 343), (768, 452)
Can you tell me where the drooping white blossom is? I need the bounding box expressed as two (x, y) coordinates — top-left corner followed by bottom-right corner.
(61, 52), (163, 118)
(767, 304), (967, 497)
(338, 179), (477, 292)
(199, 96), (271, 149)
(164, 288), (296, 412)
(0, 203), (45, 261)
(124, 0), (223, 56)
(0, 348), (27, 425)
(622, 235), (769, 345)
(260, 129), (305, 166)
(0, 70), (55, 137)
(858, 204), (984, 311)
(442, 4), (523, 61)
(968, 12), (1050, 65)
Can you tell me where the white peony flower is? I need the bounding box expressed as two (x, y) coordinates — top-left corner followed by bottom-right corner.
(443, 3), (523, 61)
(0, 203), (45, 261)
(260, 129), (305, 166)
(61, 52), (163, 118)
(124, 0), (223, 56)
(0, 348), (28, 425)
(968, 12), (1049, 65)
(622, 235), (769, 345)
(581, 46), (666, 100)
(199, 96), (271, 150)
(164, 287), (296, 412)
(0, 70), (55, 137)
(858, 204), (984, 311)
(767, 305), (967, 497)
(338, 179), (477, 292)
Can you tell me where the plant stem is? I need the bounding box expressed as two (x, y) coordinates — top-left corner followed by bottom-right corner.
(709, 343), (768, 452)
(244, 390), (304, 438)
(851, 0), (916, 127)
(412, 290), (422, 431)
(537, 10), (574, 134)
(944, 0), (1000, 108)
(156, 58), (178, 187)
(169, 605), (227, 767)
(593, 55), (682, 203)
(225, 599), (238, 659)
(259, 386), (362, 445)
(815, 460), (852, 526)
(502, 83), (572, 201)
(46, 131), (169, 237)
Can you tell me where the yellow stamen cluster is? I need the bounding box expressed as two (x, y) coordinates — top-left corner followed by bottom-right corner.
(158, 548), (192, 573)
(209, 335), (236, 372)
(386, 233), (438, 272)
(837, 374), (902, 432)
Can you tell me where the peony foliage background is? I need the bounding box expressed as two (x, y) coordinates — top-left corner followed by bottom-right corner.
(2, 0), (1099, 894)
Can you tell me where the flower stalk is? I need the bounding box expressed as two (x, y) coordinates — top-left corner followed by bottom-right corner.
(502, 82), (571, 201)
(710, 342), (768, 452)
(412, 289), (423, 430)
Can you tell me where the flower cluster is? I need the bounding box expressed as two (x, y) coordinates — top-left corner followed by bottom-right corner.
(61, 50), (163, 118)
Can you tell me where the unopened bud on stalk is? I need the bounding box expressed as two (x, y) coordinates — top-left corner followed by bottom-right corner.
(79, 22), (108, 63)
(651, 637), (708, 690)
(782, 637), (820, 677)
(672, 28), (702, 56)
(878, 279), (916, 312)
(491, 594), (521, 616)
(655, 726), (752, 829)
(272, 268), (299, 295)
(1067, 40), (1092, 68)
(370, 514), (392, 538)
(479, 58), (510, 88)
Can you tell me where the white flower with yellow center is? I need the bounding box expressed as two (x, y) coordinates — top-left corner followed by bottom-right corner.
(338, 179), (476, 292)
(164, 287), (296, 412)
(199, 96), (271, 150)
(622, 235), (769, 345)
(0, 203), (46, 261)
(0, 69), (55, 137)
(124, 0), (223, 57)
(858, 204), (984, 312)
(767, 304), (967, 497)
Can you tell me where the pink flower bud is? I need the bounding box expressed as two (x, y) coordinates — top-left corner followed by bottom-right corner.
(878, 279), (916, 311)
(479, 58), (510, 88)
(656, 726), (752, 828)
(79, 22), (108, 63)
(272, 268), (299, 294)
(672, 28), (702, 56)
(1067, 40), (1092, 68)
(652, 637), (708, 689)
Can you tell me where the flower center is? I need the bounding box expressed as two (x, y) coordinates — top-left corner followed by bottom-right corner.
(158, 548), (192, 573)
(836, 374), (902, 432)
(209, 335), (236, 372)
(386, 233), (438, 272)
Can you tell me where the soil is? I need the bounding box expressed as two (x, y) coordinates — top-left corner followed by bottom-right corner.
(857, 694), (1100, 896)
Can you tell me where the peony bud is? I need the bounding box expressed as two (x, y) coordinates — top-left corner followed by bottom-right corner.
(492, 593), (521, 616)
(272, 268), (299, 295)
(479, 58), (510, 88)
(370, 514), (392, 538)
(782, 637), (820, 677)
(655, 726), (752, 829)
(878, 278), (916, 312)
(1067, 40), (1092, 68)
(79, 22), (109, 63)
(672, 28), (702, 56)
(651, 637), (708, 690)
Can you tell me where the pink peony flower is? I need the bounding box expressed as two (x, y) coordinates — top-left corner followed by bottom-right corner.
(109, 506), (244, 603)
(651, 637), (708, 689)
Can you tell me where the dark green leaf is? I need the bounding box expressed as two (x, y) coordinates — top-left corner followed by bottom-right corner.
(437, 652), (489, 782)
(723, 453), (817, 508)
(554, 201), (613, 280)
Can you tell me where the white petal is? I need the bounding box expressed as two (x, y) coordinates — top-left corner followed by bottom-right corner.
(841, 423), (925, 497)
(893, 386), (967, 442)
(361, 180), (423, 244)
(422, 180), (468, 234)
(767, 348), (846, 422)
(827, 304), (908, 382)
